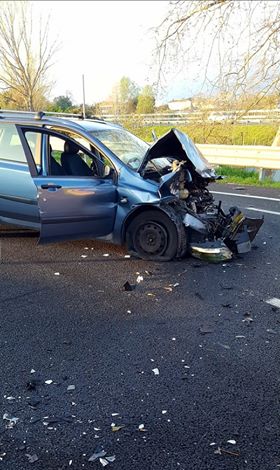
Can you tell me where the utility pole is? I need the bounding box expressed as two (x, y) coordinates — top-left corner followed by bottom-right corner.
(82, 74), (86, 119)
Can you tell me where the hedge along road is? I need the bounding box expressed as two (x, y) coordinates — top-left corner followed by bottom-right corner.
(0, 183), (279, 469)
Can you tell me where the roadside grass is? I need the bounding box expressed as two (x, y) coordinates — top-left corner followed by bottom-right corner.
(216, 166), (280, 188)
(127, 123), (279, 146)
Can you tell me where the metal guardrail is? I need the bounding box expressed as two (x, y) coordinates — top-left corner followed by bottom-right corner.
(196, 144), (280, 171)
(102, 109), (280, 125)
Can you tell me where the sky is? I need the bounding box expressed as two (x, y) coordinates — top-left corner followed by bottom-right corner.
(32, 1), (179, 105)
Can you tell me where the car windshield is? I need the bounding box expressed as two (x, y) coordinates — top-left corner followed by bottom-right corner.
(90, 128), (149, 170)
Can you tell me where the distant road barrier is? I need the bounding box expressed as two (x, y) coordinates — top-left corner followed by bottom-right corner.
(102, 109), (280, 125)
(196, 144), (280, 170)
(196, 144), (280, 180)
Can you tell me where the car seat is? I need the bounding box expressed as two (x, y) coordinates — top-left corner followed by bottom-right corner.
(61, 141), (93, 176)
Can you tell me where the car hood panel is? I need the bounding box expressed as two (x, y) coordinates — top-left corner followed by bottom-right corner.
(138, 128), (217, 180)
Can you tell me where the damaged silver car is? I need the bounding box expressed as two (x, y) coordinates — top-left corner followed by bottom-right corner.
(0, 111), (263, 261)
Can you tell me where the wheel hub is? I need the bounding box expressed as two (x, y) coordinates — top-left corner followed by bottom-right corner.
(135, 222), (168, 256)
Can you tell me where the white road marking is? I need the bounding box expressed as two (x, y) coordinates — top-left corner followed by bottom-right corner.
(211, 191), (280, 202)
(266, 298), (280, 309)
(246, 207), (280, 216)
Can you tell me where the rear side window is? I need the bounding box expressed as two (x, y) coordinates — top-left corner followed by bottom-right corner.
(0, 123), (27, 163)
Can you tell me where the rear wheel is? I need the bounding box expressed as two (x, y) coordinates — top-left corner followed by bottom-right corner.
(126, 210), (178, 261)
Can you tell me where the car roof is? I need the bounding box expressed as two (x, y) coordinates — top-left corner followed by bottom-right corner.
(0, 110), (122, 134)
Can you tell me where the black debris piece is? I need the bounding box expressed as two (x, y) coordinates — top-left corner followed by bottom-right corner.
(123, 281), (136, 291)
(195, 292), (204, 300)
(222, 303), (233, 308)
(26, 377), (42, 391)
(27, 398), (41, 409)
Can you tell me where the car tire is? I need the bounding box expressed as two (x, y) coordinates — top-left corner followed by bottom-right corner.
(126, 210), (178, 261)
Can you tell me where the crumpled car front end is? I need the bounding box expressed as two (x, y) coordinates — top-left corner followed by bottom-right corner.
(184, 205), (264, 262)
(139, 128), (263, 262)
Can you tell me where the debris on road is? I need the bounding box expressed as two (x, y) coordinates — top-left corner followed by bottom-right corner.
(199, 326), (214, 335)
(25, 454), (39, 463)
(111, 424), (125, 432)
(123, 281), (136, 291)
(136, 275), (144, 283)
(88, 450), (107, 462)
(88, 450), (115, 466)
(152, 368), (160, 376)
(138, 424), (146, 431)
(214, 446), (240, 457)
(67, 385), (76, 391)
(242, 312), (254, 325)
(3, 413), (19, 428)
(103, 254), (110, 257)
(267, 328), (277, 334)
(227, 439), (237, 445)
(45, 380), (53, 385)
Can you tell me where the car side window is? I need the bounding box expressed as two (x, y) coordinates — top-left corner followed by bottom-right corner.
(48, 134), (98, 177)
(0, 123), (28, 163)
(25, 132), (42, 166)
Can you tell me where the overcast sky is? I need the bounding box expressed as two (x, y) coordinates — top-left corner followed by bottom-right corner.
(33, 1), (178, 105)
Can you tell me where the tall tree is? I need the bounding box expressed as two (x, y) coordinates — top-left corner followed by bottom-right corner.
(136, 85), (155, 114)
(0, 1), (58, 110)
(155, 1), (280, 109)
(119, 76), (139, 113)
(52, 95), (73, 112)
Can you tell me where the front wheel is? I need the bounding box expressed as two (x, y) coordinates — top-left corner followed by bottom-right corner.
(126, 210), (178, 261)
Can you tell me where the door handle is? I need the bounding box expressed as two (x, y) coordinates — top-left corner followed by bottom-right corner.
(41, 184), (62, 190)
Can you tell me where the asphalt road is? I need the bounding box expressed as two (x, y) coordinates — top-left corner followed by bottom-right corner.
(0, 183), (279, 470)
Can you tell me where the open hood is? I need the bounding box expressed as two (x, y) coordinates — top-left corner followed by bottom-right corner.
(138, 128), (217, 180)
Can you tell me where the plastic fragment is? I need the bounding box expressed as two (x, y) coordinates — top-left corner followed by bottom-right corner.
(111, 425), (125, 432)
(152, 368), (159, 375)
(136, 275), (143, 283)
(106, 456), (116, 463)
(67, 385), (76, 391)
(3, 413), (19, 428)
(88, 450), (107, 462)
(100, 458), (109, 467)
(25, 454), (39, 463)
(124, 255), (131, 258)
(103, 253), (110, 257)
(267, 328), (277, 334)
(45, 380), (53, 385)
(54, 272), (60, 276)
(227, 439), (237, 445)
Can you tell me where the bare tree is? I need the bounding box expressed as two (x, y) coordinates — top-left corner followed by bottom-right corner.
(154, 1), (280, 110)
(0, 1), (58, 110)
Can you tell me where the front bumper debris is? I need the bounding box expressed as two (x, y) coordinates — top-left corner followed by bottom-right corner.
(186, 209), (264, 262)
(190, 240), (233, 262)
